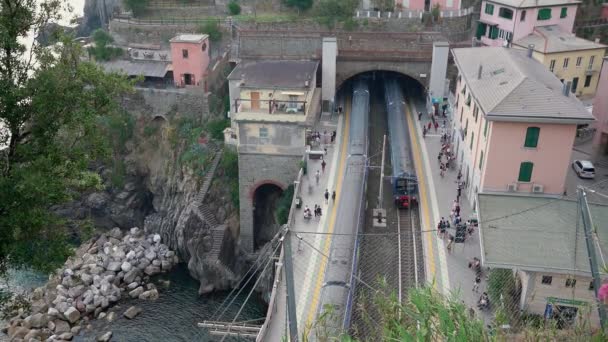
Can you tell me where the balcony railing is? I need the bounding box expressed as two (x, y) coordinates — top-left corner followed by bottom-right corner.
(233, 98), (307, 115)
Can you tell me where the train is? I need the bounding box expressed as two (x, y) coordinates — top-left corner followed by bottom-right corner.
(384, 78), (418, 209)
(315, 79), (369, 336)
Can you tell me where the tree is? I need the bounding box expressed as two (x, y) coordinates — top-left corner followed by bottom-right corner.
(124, 0), (150, 17)
(283, 0), (314, 11)
(88, 29), (123, 61)
(198, 20), (223, 42)
(227, 1), (241, 15)
(372, 0), (394, 11)
(314, 0), (358, 28)
(0, 0), (132, 275)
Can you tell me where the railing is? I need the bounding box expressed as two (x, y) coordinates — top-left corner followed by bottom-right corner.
(355, 7), (474, 20)
(256, 164), (304, 341)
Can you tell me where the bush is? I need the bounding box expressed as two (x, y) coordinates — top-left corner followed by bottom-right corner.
(343, 18), (359, 31)
(124, 0), (149, 16)
(314, 0), (358, 28)
(276, 185), (295, 225)
(221, 149), (239, 208)
(206, 119), (230, 141)
(227, 1), (241, 15)
(283, 0), (313, 11)
(198, 21), (222, 42)
(88, 29), (123, 61)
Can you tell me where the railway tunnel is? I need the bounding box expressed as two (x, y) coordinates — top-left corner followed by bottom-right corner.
(252, 183), (284, 251)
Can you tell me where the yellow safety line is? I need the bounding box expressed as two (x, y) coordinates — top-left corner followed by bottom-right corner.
(404, 102), (437, 288)
(304, 95), (351, 329)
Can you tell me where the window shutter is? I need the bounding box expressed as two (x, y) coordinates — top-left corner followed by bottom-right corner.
(484, 120), (489, 137)
(476, 23), (487, 39)
(490, 26), (499, 39)
(479, 151), (484, 170)
(518, 162), (534, 182)
(538, 8), (551, 20)
(485, 3), (494, 15)
(524, 127), (540, 148)
(560, 7), (567, 18)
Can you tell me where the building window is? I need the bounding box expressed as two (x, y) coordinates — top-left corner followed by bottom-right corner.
(461, 85), (466, 95)
(465, 94), (471, 106)
(182, 49), (189, 58)
(465, 118), (469, 136)
(549, 59), (555, 72)
(563, 58), (569, 69)
(499, 7), (514, 19)
(473, 104), (479, 122)
(520, 10), (526, 21)
(484, 120), (488, 137)
(565, 278), (577, 288)
(259, 127), (268, 138)
(584, 75), (593, 87)
(518, 162), (534, 182)
(476, 23), (487, 40)
(479, 151), (484, 170)
(489, 26), (499, 39)
(537, 8), (552, 20)
(589, 56), (595, 70)
(576, 56), (582, 67)
(560, 7), (567, 18)
(590, 282), (595, 290)
(485, 3), (494, 15)
(541, 275), (553, 285)
(524, 127), (540, 148)
(460, 107), (464, 122)
(572, 77), (579, 93)
(470, 132), (474, 150)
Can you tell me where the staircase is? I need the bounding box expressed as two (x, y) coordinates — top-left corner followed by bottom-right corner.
(192, 148), (235, 279)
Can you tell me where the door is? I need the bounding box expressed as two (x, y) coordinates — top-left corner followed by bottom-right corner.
(250, 92), (260, 110)
(571, 77), (579, 93)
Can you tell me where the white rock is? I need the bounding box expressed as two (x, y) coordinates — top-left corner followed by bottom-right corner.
(161, 260), (172, 271)
(64, 269), (74, 277)
(144, 249), (156, 261)
(126, 250), (136, 260)
(138, 289), (159, 301)
(123, 306), (142, 319)
(97, 331), (113, 342)
(127, 282), (139, 290)
(80, 273), (93, 286)
(57, 332), (73, 340)
(106, 261), (122, 272)
(106, 312), (116, 322)
(129, 286), (144, 299)
(120, 261), (132, 273)
(47, 308), (59, 317)
(64, 307), (80, 324)
(153, 234), (161, 243)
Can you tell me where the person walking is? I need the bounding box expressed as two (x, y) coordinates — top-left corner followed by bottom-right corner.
(455, 203), (461, 216)
(316, 206), (322, 219)
(427, 121), (432, 131)
(472, 275), (481, 293)
(434, 121), (439, 132)
(315, 170), (320, 185)
(331, 130), (336, 143)
(331, 190), (336, 202)
(314, 204), (318, 217)
(423, 125), (427, 138)
(447, 234), (454, 252)
(324, 189), (329, 204)
(457, 187), (462, 201)
(321, 160), (327, 173)
(418, 111), (422, 120)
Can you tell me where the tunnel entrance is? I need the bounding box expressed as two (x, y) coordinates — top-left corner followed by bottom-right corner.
(252, 183), (284, 250)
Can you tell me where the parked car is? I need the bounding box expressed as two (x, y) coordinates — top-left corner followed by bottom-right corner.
(572, 160), (595, 179)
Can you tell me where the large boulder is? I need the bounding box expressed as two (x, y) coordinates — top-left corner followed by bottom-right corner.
(68, 285), (85, 299)
(53, 319), (70, 334)
(120, 261), (132, 273)
(64, 306), (81, 324)
(86, 192), (110, 210)
(143, 265), (160, 276)
(106, 261), (122, 272)
(123, 269), (141, 284)
(129, 286), (144, 299)
(108, 227), (123, 240)
(138, 288), (159, 301)
(97, 331), (113, 342)
(144, 249), (156, 261)
(24, 313), (48, 329)
(123, 306), (142, 319)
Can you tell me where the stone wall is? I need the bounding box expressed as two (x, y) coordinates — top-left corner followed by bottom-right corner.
(237, 153), (302, 253)
(121, 87), (214, 122)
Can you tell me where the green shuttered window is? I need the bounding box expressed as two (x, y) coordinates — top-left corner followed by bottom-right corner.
(524, 127), (540, 148)
(476, 23), (487, 39)
(560, 7), (567, 18)
(518, 162), (534, 182)
(485, 3), (494, 15)
(538, 8), (552, 20)
(479, 151), (484, 170)
(489, 26), (499, 39)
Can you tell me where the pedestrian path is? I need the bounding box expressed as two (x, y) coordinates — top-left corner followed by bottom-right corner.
(263, 111), (343, 341)
(408, 101), (492, 321)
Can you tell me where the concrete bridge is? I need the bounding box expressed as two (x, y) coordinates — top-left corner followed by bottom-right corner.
(232, 26), (456, 253)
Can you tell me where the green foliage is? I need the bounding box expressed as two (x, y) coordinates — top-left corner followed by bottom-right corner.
(180, 143), (213, 176)
(487, 268), (519, 325)
(0, 0), (133, 276)
(299, 160), (307, 175)
(227, 1), (242, 15)
(372, 0), (394, 11)
(205, 119), (230, 141)
(283, 0), (314, 11)
(125, 0), (150, 16)
(88, 29), (123, 61)
(343, 18), (358, 31)
(110, 159), (126, 188)
(431, 3), (441, 20)
(276, 185), (294, 225)
(198, 20), (222, 42)
(143, 124), (160, 137)
(221, 149), (239, 208)
(314, 0), (358, 28)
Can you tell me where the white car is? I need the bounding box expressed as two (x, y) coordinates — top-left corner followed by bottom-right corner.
(572, 160), (595, 179)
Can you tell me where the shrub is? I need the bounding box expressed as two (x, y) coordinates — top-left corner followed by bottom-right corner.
(276, 185), (295, 225)
(88, 29), (123, 61)
(198, 20), (222, 42)
(343, 18), (359, 31)
(227, 1), (241, 15)
(124, 0), (149, 16)
(283, 0), (314, 11)
(206, 119), (230, 141)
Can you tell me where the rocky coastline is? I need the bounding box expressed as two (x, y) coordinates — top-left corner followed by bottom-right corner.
(2, 227), (177, 341)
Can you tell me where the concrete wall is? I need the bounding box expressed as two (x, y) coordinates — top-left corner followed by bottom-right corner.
(322, 38), (337, 106)
(483, 121), (576, 195)
(520, 270), (600, 328)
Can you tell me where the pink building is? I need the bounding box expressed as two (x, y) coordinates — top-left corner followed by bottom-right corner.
(395, 0), (460, 11)
(451, 47), (594, 209)
(592, 57), (608, 159)
(169, 34), (210, 89)
(477, 0), (579, 47)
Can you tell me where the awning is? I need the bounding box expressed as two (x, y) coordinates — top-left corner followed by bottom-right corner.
(477, 18), (498, 26)
(281, 91), (305, 96)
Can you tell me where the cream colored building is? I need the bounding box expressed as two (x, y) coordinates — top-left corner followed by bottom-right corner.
(513, 25), (606, 98)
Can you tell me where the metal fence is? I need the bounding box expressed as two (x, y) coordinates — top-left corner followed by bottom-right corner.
(356, 6), (475, 20)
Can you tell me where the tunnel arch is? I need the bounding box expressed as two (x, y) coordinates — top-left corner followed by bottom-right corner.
(336, 70), (427, 102)
(335, 61), (430, 93)
(251, 180), (287, 251)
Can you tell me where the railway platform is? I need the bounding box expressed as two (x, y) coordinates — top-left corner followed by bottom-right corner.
(408, 100), (492, 322)
(264, 110), (345, 341)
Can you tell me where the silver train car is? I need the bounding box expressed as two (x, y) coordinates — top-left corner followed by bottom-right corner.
(315, 79), (370, 336)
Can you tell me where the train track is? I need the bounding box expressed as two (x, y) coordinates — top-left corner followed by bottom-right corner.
(397, 206), (420, 302)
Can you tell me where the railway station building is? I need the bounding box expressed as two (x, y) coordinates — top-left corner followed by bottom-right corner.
(451, 47), (594, 209)
(478, 193), (608, 328)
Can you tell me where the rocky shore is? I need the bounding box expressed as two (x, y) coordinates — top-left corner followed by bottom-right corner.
(2, 227), (178, 341)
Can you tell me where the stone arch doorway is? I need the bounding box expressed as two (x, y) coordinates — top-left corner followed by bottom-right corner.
(251, 181), (285, 251)
(149, 115), (168, 138)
